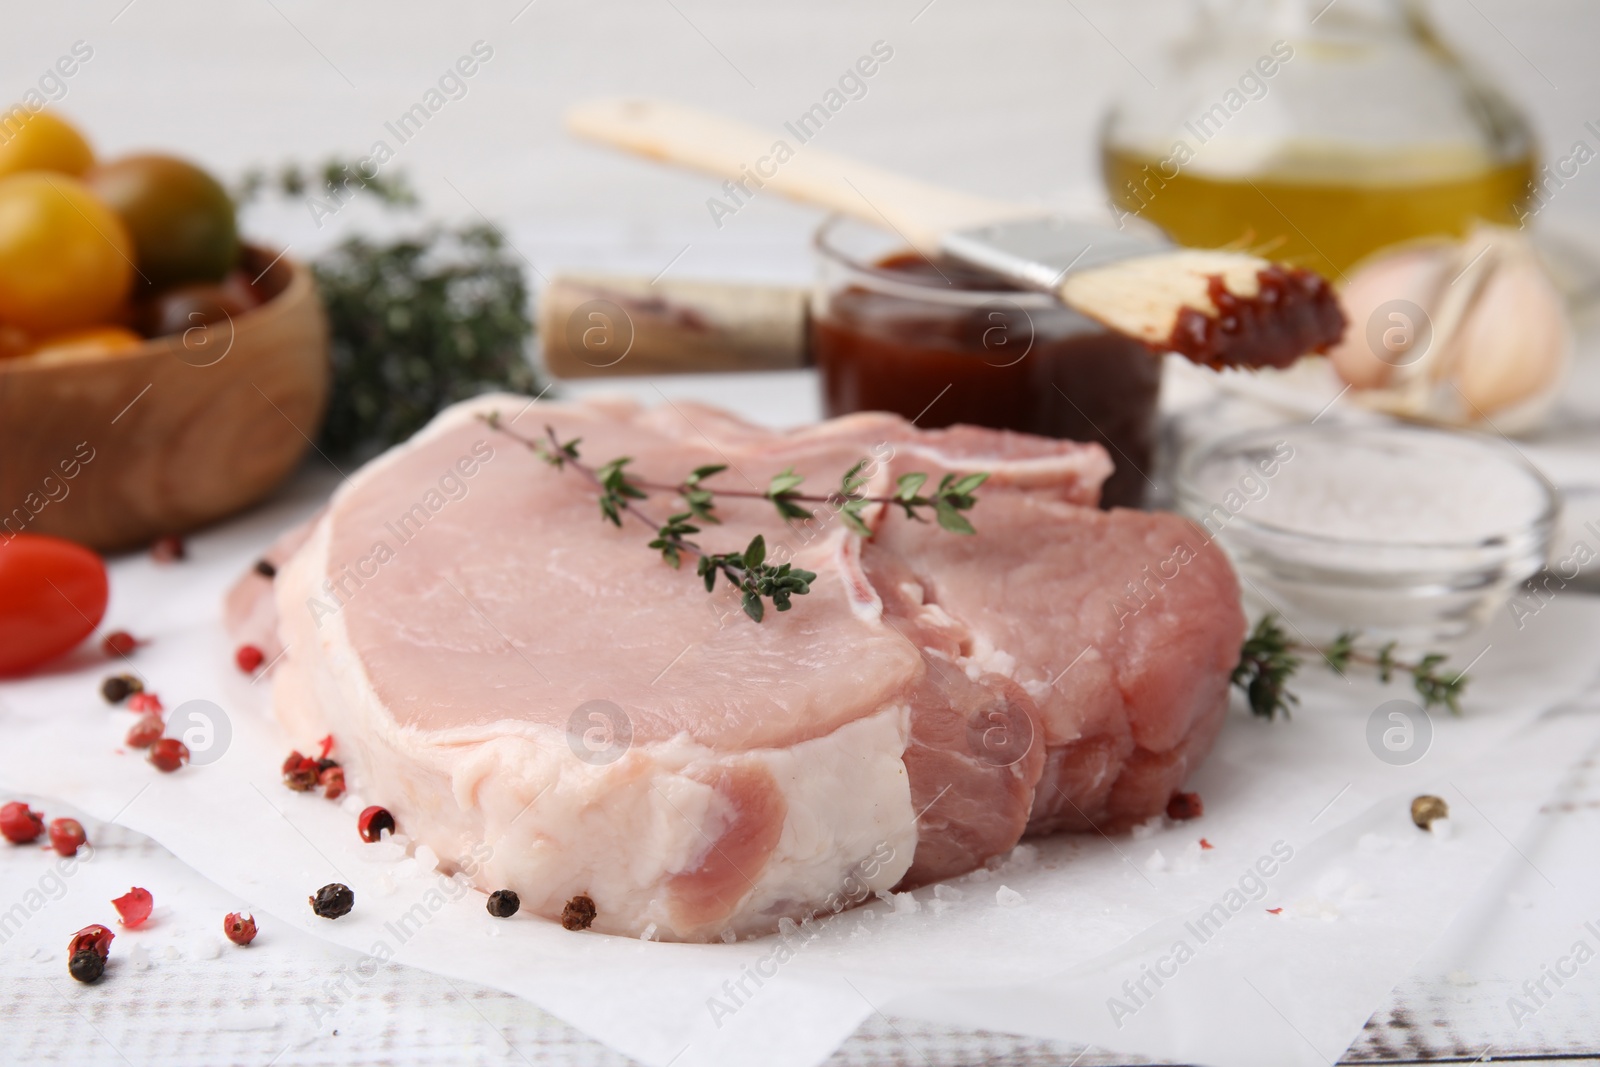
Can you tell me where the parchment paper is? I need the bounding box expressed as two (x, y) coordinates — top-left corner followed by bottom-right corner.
(2, 475), (1597, 1067)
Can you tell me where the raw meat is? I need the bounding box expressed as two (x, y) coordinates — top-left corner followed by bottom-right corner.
(237, 395), (1244, 941)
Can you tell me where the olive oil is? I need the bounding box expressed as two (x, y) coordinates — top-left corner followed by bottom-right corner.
(1103, 145), (1535, 279)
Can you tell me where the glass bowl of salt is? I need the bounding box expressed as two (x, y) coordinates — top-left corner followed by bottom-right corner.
(1174, 422), (1558, 646)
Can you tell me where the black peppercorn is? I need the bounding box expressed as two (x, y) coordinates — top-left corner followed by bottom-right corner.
(486, 890), (520, 918)
(311, 883), (355, 919)
(68, 949), (105, 983)
(254, 559), (277, 579)
(561, 893), (597, 931)
(99, 674), (142, 705)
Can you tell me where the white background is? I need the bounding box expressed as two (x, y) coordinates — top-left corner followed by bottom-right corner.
(8, 0), (1600, 281)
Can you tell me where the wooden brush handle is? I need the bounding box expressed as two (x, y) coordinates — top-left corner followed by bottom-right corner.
(540, 272), (809, 378)
(567, 98), (1029, 248)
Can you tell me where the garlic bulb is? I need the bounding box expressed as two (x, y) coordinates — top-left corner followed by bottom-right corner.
(1327, 224), (1569, 434)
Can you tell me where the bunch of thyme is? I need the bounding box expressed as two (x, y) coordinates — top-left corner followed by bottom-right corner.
(234, 159), (420, 212)
(484, 415), (986, 622)
(1233, 615), (1470, 720)
(235, 160), (537, 456)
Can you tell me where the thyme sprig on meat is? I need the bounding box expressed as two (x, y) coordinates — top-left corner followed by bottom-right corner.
(482, 413), (987, 622)
(1233, 615), (1470, 720)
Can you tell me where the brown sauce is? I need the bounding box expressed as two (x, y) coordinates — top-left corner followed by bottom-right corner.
(1170, 265), (1345, 370)
(812, 253), (1160, 508)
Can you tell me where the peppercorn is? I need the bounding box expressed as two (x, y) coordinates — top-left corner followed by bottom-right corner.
(128, 692), (163, 714)
(67, 925), (114, 982)
(319, 766), (346, 800)
(282, 751), (319, 792)
(223, 912), (258, 946)
(1166, 791), (1204, 821)
(69, 949), (105, 983)
(486, 890), (520, 918)
(126, 714), (164, 749)
(311, 883), (354, 919)
(48, 818), (87, 857)
(148, 738), (190, 773)
(254, 559), (277, 579)
(0, 801), (45, 844)
(357, 806), (395, 843)
(68, 924), (114, 960)
(561, 894), (597, 931)
(235, 644), (265, 673)
(113, 887), (153, 928)
(100, 674), (142, 705)
(1411, 795), (1449, 830)
(150, 534), (185, 562)
(101, 631), (141, 658)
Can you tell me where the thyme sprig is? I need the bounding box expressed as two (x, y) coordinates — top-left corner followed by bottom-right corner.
(481, 414), (986, 621)
(1233, 615), (1470, 720)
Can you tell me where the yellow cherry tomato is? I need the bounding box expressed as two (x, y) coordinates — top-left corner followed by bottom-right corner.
(0, 173), (134, 333)
(0, 110), (94, 178)
(22, 325), (143, 364)
(0, 323), (30, 359)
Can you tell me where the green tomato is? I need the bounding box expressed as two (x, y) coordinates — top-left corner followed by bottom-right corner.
(84, 153), (239, 291)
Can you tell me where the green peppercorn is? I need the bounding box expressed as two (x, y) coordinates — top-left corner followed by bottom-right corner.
(1411, 795), (1449, 830)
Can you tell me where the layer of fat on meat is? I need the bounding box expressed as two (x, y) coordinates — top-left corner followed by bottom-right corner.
(249, 392), (1244, 942)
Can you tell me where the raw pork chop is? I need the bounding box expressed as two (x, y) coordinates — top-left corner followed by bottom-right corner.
(240, 395), (1243, 940)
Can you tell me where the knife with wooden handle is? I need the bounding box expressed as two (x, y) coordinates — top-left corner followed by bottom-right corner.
(567, 97), (1346, 369)
(540, 272), (807, 379)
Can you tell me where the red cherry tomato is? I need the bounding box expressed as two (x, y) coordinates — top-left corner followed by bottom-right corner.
(0, 534), (108, 676)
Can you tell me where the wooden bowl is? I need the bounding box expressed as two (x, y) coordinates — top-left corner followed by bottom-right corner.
(0, 245), (330, 552)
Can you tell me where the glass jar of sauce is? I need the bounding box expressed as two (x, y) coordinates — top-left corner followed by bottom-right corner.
(810, 216), (1161, 509)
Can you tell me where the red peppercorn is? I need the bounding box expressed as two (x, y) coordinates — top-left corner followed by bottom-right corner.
(48, 818), (87, 857)
(317, 734), (336, 760)
(1166, 791), (1204, 821)
(0, 801), (45, 844)
(358, 806), (395, 843)
(235, 644), (265, 673)
(113, 887), (154, 927)
(281, 751), (318, 792)
(148, 738), (189, 773)
(223, 912), (258, 946)
(319, 765), (346, 800)
(69, 923), (115, 960)
(150, 534), (185, 562)
(126, 714), (164, 749)
(128, 692), (163, 714)
(101, 630), (141, 657)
